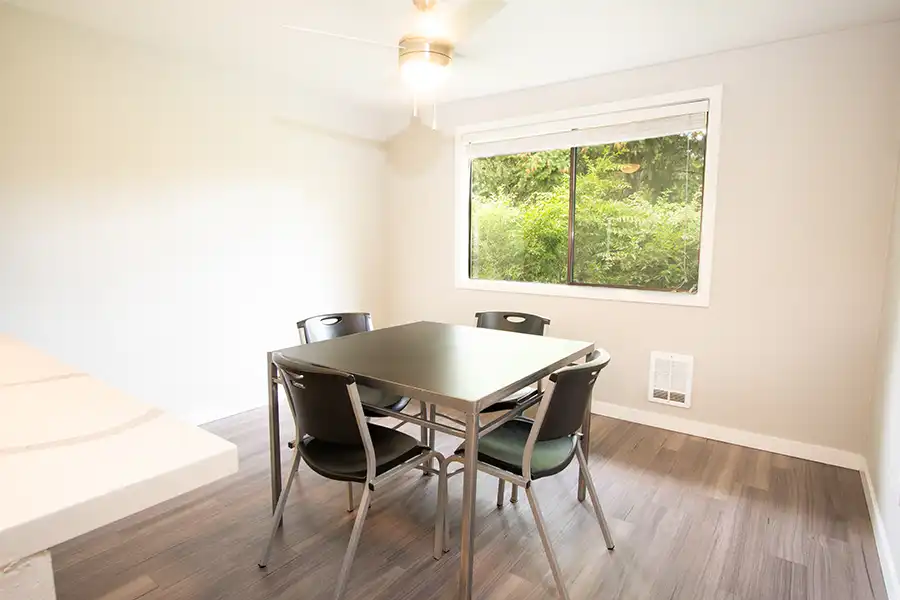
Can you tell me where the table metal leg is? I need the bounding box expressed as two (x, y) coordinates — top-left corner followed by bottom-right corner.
(577, 351), (593, 502)
(267, 353), (283, 521)
(458, 412), (480, 600)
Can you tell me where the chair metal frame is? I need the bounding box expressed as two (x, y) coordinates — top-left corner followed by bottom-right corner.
(436, 351), (615, 600)
(259, 359), (446, 600)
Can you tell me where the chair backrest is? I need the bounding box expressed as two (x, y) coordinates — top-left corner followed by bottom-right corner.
(535, 350), (611, 441)
(273, 353), (367, 446)
(474, 311), (550, 336)
(297, 312), (373, 344)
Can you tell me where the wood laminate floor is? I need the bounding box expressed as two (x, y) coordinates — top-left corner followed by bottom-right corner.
(52, 407), (888, 600)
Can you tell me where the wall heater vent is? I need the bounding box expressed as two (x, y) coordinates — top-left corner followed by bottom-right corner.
(649, 352), (693, 408)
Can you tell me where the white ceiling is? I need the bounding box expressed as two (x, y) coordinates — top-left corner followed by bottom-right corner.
(9, 0), (900, 111)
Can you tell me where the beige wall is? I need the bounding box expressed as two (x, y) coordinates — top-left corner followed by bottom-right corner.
(869, 128), (900, 595)
(384, 22), (900, 455)
(0, 7), (387, 424)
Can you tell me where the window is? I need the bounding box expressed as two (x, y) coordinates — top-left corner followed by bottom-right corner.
(456, 89), (721, 307)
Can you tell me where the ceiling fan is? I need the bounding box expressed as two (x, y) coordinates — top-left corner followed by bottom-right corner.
(283, 0), (508, 120)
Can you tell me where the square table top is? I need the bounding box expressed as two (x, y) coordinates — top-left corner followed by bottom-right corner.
(0, 335), (237, 566)
(273, 321), (594, 413)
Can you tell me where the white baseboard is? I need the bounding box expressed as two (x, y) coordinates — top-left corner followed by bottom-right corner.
(861, 465), (900, 600)
(590, 400), (866, 470)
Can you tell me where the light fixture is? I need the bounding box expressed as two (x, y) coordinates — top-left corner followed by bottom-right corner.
(619, 163), (641, 174)
(398, 36), (452, 95)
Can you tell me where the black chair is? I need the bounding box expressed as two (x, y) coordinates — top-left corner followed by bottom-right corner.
(297, 313), (412, 420)
(475, 311), (550, 505)
(258, 354), (445, 600)
(297, 313), (428, 510)
(475, 310), (549, 336)
(475, 311), (550, 412)
(437, 350), (615, 600)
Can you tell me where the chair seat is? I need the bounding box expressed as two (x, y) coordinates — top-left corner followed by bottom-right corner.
(479, 387), (541, 414)
(358, 385), (411, 416)
(455, 417), (576, 480)
(299, 423), (427, 483)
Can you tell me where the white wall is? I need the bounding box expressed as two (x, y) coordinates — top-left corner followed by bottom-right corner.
(869, 136), (900, 595)
(384, 22), (900, 455)
(0, 7), (388, 424)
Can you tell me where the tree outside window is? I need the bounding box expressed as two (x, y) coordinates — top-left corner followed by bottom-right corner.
(469, 130), (707, 294)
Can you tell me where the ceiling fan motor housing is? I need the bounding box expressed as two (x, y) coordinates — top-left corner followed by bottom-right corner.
(412, 0), (439, 10)
(398, 36), (454, 69)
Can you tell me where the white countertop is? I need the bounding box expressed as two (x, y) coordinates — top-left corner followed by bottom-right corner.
(0, 336), (238, 566)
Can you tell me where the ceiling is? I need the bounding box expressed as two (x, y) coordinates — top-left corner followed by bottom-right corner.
(9, 0), (900, 111)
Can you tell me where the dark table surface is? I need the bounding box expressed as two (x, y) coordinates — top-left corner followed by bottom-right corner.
(273, 321), (594, 413)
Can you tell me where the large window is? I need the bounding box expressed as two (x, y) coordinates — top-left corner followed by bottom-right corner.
(458, 91), (720, 306)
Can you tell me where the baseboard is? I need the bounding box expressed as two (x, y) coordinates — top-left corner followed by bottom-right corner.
(861, 465), (900, 600)
(590, 400), (866, 470)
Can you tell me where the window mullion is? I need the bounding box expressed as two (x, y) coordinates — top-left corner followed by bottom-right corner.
(566, 147), (577, 284)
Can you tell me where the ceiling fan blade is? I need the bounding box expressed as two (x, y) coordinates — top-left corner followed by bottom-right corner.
(282, 25), (404, 50)
(448, 0), (508, 42)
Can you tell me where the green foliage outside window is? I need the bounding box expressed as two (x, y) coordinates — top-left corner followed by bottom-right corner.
(469, 132), (707, 293)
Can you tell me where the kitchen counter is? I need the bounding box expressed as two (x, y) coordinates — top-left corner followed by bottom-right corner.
(0, 336), (238, 599)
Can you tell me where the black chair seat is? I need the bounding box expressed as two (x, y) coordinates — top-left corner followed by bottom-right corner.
(479, 387), (541, 414)
(358, 385), (411, 417)
(455, 417), (576, 480)
(299, 423), (427, 484)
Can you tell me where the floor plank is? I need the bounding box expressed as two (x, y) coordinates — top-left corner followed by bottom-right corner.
(52, 407), (888, 600)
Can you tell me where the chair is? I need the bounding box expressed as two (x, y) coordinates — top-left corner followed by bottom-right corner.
(436, 350), (615, 600)
(258, 354), (445, 600)
(297, 312), (428, 511)
(297, 313), (410, 417)
(297, 313), (413, 418)
(475, 311), (550, 412)
(475, 311), (550, 505)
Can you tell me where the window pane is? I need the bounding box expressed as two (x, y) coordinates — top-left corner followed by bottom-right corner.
(469, 150), (569, 284)
(572, 132), (706, 293)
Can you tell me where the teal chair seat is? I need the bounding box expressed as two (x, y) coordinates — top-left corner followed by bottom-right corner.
(455, 417), (576, 479)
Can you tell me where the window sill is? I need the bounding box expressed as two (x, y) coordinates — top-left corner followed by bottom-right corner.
(456, 277), (710, 308)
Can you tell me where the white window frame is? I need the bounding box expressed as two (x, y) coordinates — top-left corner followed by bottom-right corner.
(454, 86), (723, 308)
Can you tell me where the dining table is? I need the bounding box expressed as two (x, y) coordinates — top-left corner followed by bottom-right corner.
(265, 320), (594, 600)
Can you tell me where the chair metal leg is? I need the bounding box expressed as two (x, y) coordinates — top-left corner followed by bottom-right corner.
(439, 456), (462, 553)
(428, 404), (437, 451)
(510, 484), (519, 503)
(526, 485), (571, 600)
(419, 401), (428, 445)
(333, 486), (372, 600)
(346, 483), (354, 513)
(418, 402), (434, 475)
(434, 455), (447, 560)
(443, 472), (450, 553)
(575, 444), (615, 550)
(496, 478), (506, 507)
(258, 449), (302, 568)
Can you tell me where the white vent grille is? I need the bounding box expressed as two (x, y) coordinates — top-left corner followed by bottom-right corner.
(649, 352), (693, 408)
